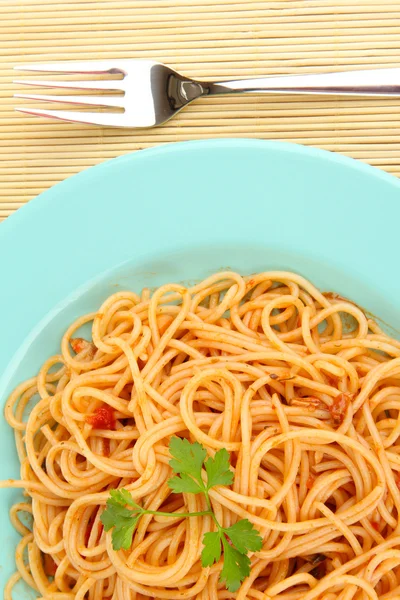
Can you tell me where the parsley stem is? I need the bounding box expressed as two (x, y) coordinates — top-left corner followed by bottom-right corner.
(141, 487), (217, 523)
(204, 489), (223, 532)
(204, 489), (213, 512)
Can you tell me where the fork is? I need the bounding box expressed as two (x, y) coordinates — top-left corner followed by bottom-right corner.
(14, 60), (400, 128)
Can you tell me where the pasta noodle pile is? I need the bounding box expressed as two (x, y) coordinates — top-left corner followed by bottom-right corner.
(3, 271), (400, 600)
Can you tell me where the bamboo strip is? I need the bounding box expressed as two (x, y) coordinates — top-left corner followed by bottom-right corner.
(2, 0), (400, 12)
(3, 10), (400, 27)
(1, 125), (400, 138)
(4, 24), (400, 39)
(2, 137), (400, 151)
(6, 33), (400, 49)
(0, 203), (27, 209)
(4, 16), (400, 32)
(6, 0), (400, 6)
(8, 47), (400, 60)
(2, 133), (400, 146)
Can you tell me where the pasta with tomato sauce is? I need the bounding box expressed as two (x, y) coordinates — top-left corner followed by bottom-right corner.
(2, 270), (400, 599)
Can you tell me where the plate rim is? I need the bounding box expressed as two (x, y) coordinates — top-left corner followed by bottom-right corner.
(1, 138), (399, 236)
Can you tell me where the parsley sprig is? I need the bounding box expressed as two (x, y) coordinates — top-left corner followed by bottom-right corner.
(100, 437), (263, 592)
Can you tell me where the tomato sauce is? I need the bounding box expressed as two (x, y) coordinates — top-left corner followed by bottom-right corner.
(329, 393), (351, 425)
(70, 338), (96, 358)
(103, 438), (111, 457)
(86, 405), (116, 430)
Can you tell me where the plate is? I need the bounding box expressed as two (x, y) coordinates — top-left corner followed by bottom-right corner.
(0, 139), (399, 596)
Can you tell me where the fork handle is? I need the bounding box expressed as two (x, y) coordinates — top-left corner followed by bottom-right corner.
(206, 68), (400, 97)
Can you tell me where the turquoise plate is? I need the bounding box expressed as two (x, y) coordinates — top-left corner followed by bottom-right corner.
(0, 139), (399, 597)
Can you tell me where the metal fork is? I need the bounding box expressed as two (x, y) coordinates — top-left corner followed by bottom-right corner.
(14, 60), (400, 128)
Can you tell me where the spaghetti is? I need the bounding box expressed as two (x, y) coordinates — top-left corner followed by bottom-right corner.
(3, 270), (400, 599)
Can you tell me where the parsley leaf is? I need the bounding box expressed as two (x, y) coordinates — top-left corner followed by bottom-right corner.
(100, 504), (129, 532)
(168, 437), (206, 493)
(201, 531), (222, 567)
(111, 514), (140, 550)
(169, 437), (206, 481)
(100, 489), (142, 550)
(220, 538), (252, 592)
(109, 488), (139, 509)
(205, 448), (234, 489)
(224, 519), (263, 554)
(168, 472), (204, 495)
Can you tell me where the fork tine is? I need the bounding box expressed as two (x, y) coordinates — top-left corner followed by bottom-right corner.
(15, 107), (126, 127)
(14, 92), (125, 109)
(14, 60), (124, 74)
(14, 79), (125, 91)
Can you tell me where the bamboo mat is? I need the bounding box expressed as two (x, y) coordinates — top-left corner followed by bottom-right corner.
(2, 0), (400, 220)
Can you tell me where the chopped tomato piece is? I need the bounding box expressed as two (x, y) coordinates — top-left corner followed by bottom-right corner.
(103, 438), (111, 457)
(86, 405), (116, 430)
(70, 338), (96, 358)
(329, 393), (351, 425)
(44, 554), (57, 576)
(371, 521), (380, 531)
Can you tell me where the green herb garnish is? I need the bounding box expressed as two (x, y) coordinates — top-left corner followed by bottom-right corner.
(100, 437), (263, 592)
